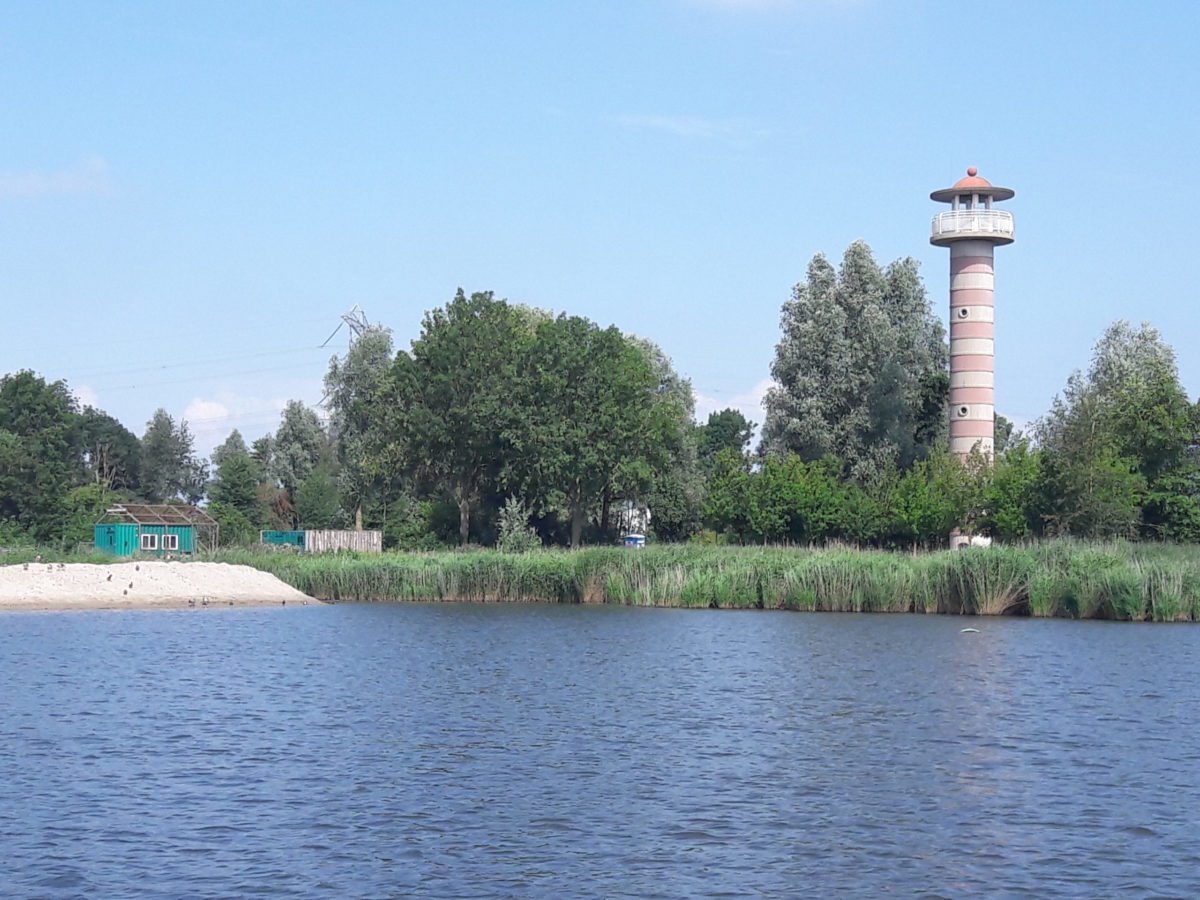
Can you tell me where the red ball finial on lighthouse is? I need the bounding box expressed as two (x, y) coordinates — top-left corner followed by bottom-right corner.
(967, 166), (978, 177)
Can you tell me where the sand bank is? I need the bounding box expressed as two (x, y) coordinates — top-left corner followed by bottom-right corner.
(0, 561), (318, 612)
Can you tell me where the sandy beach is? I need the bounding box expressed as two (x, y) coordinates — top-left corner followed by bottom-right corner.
(0, 561), (318, 612)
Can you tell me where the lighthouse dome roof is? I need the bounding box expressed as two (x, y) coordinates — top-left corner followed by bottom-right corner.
(931, 167), (1014, 203)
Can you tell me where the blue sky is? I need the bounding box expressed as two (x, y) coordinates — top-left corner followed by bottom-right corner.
(2, 0), (1198, 454)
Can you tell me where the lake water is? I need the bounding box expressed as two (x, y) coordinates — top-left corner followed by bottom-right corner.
(2, 604), (1199, 898)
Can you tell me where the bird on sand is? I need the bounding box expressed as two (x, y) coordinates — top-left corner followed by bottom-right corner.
(135, 564), (140, 571)
(106, 573), (112, 581)
(122, 589), (127, 596)
(128, 582), (133, 589)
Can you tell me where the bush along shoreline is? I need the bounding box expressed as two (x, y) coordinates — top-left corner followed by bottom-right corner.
(203, 543), (1200, 622)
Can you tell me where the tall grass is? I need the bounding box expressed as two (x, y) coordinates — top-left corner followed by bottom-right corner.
(205, 541), (1200, 622)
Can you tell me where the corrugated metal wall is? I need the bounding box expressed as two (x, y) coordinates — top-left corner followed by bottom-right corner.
(260, 530), (306, 547)
(92, 524), (195, 556)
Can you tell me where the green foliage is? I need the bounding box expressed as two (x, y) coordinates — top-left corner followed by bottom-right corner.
(295, 466), (343, 530)
(77, 406), (141, 490)
(210, 452), (263, 517)
(271, 400), (329, 511)
(208, 501), (258, 547)
(977, 442), (1043, 540)
(497, 496), (541, 553)
(762, 241), (947, 480)
(887, 453), (973, 548)
(697, 408), (755, 466)
(140, 409), (206, 503)
(0, 371), (79, 541)
(1039, 321), (1193, 538)
(61, 483), (116, 548)
(508, 313), (672, 547)
(324, 325), (395, 527)
(387, 290), (532, 545)
(702, 449), (752, 542)
(382, 494), (443, 551)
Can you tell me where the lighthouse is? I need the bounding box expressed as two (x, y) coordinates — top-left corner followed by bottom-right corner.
(931, 167), (1014, 549)
(930, 168), (1014, 457)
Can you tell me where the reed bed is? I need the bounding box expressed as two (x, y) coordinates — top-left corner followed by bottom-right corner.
(208, 541), (1200, 622)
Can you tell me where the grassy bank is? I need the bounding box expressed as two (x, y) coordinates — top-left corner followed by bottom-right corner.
(209, 542), (1200, 622)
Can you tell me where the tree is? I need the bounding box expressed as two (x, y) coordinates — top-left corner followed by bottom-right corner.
(140, 410), (206, 504)
(388, 290), (533, 545)
(697, 408), (755, 468)
(496, 496), (541, 553)
(77, 407), (141, 490)
(0, 371), (79, 541)
(295, 466), (343, 529)
(994, 414), (1016, 455)
(209, 432), (264, 523)
(210, 429), (248, 471)
(762, 241), (947, 480)
(1038, 321), (1191, 537)
(887, 452), (974, 550)
(977, 441), (1043, 540)
(272, 400), (328, 516)
(702, 449), (753, 543)
(625, 336), (702, 542)
(324, 325), (394, 529)
(509, 314), (665, 547)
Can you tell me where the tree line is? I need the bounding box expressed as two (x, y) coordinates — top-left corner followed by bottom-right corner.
(2, 242), (1197, 550)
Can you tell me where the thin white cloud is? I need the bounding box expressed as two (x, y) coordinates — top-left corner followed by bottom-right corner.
(74, 384), (100, 410)
(614, 114), (770, 142)
(0, 157), (114, 199)
(183, 393), (293, 457)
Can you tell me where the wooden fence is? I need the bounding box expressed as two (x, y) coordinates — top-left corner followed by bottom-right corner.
(303, 530), (383, 554)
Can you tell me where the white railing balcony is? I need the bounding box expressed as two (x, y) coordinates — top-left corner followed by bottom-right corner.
(930, 209), (1015, 243)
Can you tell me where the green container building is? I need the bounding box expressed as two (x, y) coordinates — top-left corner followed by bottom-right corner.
(93, 504), (219, 557)
(259, 530), (306, 548)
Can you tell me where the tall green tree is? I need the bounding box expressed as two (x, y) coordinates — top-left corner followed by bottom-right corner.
(77, 407), (141, 490)
(1038, 321), (1191, 537)
(0, 371), (79, 541)
(387, 290), (532, 545)
(271, 400), (329, 518)
(703, 449), (753, 543)
(324, 325), (394, 529)
(509, 314), (665, 547)
(140, 409), (206, 504)
(295, 466), (343, 529)
(625, 336), (702, 541)
(209, 431), (263, 519)
(762, 241), (947, 479)
(697, 408), (755, 468)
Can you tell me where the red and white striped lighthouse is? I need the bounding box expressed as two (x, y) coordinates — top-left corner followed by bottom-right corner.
(930, 168), (1015, 461)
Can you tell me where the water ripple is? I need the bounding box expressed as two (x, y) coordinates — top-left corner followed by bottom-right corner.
(2, 606), (1200, 897)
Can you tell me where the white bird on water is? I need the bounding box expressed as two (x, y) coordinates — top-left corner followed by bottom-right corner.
(960, 627), (980, 634)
